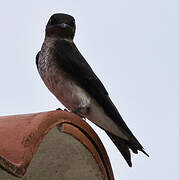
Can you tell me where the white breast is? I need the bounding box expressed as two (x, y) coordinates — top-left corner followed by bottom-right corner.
(38, 37), (91, 113)
(39, 65), (91, 114)
(53, 76), (91, 112)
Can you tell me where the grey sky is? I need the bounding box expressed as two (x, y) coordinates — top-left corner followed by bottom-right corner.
(0, 0), (178, 179)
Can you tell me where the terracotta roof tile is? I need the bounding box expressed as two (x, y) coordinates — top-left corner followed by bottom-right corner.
(0, 110), (114, 179)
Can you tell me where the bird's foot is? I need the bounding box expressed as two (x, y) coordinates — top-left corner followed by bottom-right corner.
(56, 108), (69, 112)
(56, 108), (62, 111)
(56, 107), (86, 120)
(72, 108), (87, 120)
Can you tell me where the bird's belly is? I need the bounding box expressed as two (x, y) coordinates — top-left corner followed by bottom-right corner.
(40, 70), (91, 113)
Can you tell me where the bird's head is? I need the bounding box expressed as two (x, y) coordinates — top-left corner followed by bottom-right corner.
(46, 13), (76, 40)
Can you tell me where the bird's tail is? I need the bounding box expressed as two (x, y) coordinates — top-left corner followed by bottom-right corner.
(105, 130), (149, 167)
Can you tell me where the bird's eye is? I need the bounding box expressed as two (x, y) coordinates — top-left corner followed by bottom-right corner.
(48, 18), (57, 25)
(69, 20), (75, 27)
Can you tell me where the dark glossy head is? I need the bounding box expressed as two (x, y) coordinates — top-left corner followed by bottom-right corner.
(46, 13), (76, 39)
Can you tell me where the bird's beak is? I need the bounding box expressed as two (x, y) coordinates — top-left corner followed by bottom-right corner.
(46, 23), (75, 34)
(57, 23), (72, 29)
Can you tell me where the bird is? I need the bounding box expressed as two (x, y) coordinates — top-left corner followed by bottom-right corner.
(36, 13), (149, 167)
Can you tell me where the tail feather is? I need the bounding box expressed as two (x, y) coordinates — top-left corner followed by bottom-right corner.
(106, 130), (132, 167)
(106, 131), (149, 167)
(141, 148), (149, 157)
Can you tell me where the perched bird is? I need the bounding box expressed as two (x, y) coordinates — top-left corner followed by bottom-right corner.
(36, 13), (148, 166)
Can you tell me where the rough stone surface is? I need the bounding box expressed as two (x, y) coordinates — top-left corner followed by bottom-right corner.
(0, 127), (103, 180)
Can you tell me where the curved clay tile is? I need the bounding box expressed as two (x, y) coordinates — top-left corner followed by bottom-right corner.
(0, 110), (114, 180)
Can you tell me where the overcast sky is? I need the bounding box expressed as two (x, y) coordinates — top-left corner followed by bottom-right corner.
(0, 1), (178, 179)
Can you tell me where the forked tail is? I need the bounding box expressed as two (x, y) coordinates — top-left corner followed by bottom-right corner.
(106, 131), (149, 167)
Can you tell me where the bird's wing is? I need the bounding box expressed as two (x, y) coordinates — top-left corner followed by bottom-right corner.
(54, 40), (132, 134)
(55, 41), (108, 95)
(54, 40), (148, 166)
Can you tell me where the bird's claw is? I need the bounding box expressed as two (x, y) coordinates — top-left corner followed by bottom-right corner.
(56, 108), (62, 111)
